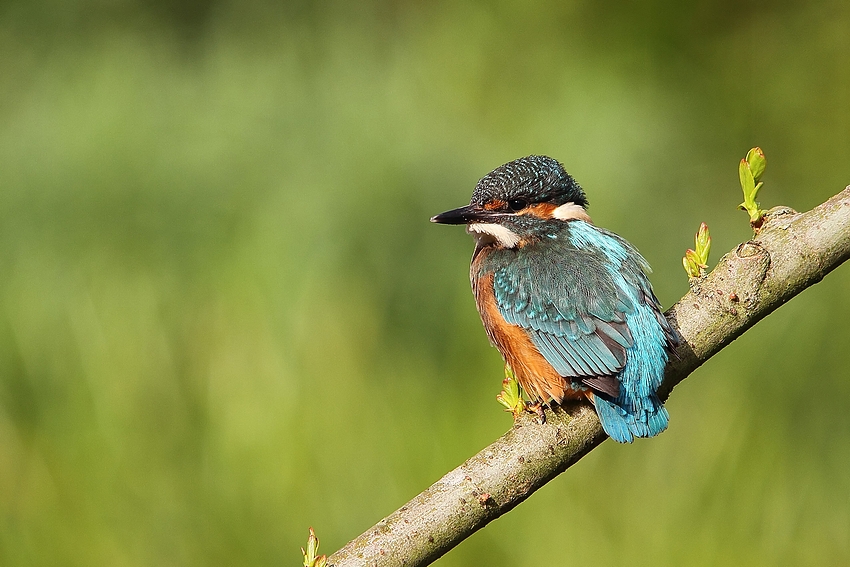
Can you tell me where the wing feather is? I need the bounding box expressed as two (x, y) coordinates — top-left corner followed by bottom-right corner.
(485, 223), (663, 396)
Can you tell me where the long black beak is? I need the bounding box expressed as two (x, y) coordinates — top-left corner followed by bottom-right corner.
(430, 204), (502, 224)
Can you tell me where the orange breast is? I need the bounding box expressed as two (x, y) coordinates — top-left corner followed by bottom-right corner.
(472, 267), (585, 405)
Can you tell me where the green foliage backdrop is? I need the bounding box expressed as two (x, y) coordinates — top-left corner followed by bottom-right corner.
(1, 1), (849, 565)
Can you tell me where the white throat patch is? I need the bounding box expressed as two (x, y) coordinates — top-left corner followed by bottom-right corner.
(552, 202), (591, 222)
(467, 223), (521, 248)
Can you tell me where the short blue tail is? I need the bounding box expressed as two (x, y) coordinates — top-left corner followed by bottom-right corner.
(593, 393), (669, 444)
(556, 219), (675, 443)
(590, 273), (671, 443)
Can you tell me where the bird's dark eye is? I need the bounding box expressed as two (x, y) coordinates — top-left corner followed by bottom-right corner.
(507, 199), (528, 211)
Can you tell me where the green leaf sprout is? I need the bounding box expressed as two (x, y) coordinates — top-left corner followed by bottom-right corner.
(496, 365), (525, 419)
(738, 147), (767, 229)
(302, 527), (327, 567)
(683, 223), (711, 279)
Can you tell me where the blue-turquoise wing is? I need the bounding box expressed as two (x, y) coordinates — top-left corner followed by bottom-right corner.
(489, 227), (661, 396)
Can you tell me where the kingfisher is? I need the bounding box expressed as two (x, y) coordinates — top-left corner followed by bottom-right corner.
(431, 156), (676, 443)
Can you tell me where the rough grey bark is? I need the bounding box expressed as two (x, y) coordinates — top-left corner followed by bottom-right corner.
(328, 187), (850, 567)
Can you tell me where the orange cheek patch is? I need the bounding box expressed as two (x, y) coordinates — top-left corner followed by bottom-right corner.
(483, 199), (507, 211)
(518, 203), (557, 218)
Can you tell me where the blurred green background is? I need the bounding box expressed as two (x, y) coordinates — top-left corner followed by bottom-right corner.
(1, 1), (849, 565)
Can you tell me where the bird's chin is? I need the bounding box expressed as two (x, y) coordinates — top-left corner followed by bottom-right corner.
(466, 222), (521, 248)
(467, 227), (495, 247)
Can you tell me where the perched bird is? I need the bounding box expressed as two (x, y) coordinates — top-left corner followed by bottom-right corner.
(431, 156), (676, 443)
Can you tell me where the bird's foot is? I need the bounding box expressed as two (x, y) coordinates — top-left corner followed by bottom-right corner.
(526, 401), (546, 424)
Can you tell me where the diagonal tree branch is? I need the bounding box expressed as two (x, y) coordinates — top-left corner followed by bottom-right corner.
(327, 187), (850, 567)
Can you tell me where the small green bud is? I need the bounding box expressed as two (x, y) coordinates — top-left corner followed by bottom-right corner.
(302, 528), (327, 567)
(683, 249), (701, 278)
(683, 223), (711, 279)
(746, 147), (766, 183)
(738, 148), (767, 228)
(695, 222), (711, 267)
(496, 365), (525, 419)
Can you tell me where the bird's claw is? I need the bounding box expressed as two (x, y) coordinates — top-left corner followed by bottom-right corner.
(526, 401), (546, 424)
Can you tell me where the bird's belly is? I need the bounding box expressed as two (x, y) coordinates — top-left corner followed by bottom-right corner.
(473, 272), (586, 404)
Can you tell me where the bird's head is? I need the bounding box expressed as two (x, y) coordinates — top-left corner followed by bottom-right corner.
(431, 155), (590, 248)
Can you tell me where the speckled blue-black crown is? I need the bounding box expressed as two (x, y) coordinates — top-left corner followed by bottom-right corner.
(470, 155), (588, 208)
